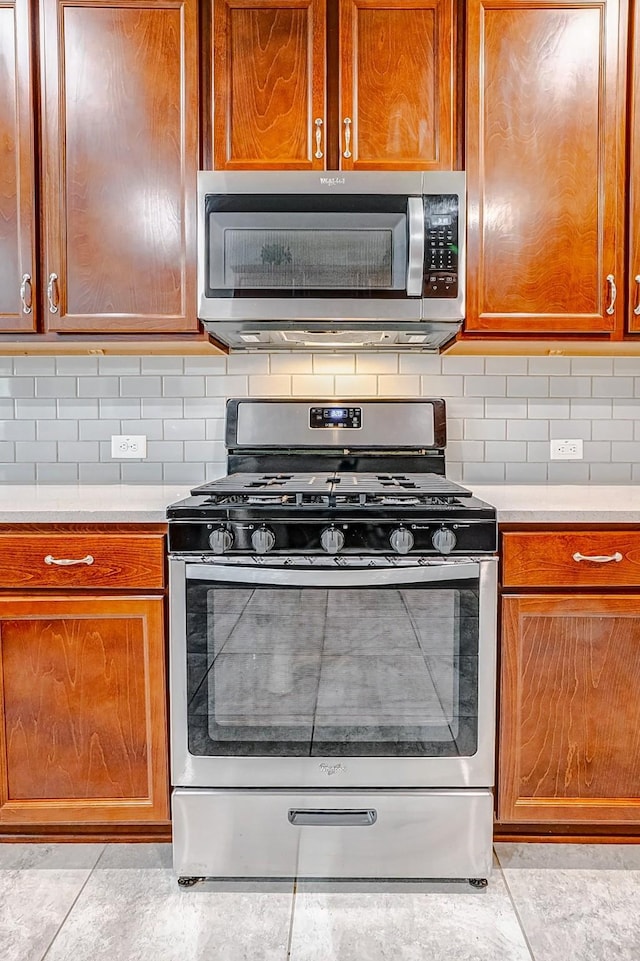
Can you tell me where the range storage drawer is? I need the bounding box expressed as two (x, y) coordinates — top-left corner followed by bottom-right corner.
(172, 789), (494, 879)
(501, 532), (640, 588)
(0, 533), (165, 589)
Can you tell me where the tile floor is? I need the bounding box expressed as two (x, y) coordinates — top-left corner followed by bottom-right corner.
(2, 841), (640, 961)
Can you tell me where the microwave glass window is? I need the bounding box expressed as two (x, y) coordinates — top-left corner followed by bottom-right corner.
(208, 212), (407, 292)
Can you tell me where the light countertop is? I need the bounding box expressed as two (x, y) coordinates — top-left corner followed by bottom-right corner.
(0, 484), (639, 524)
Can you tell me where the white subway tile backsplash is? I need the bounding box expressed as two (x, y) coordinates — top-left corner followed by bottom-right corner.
(420, 375), (463, 396)
(226, 354), (270, 374)
(399, 354), (441, 374)
(506, 376), (548, 397)
(2, 350), (640, 483)
(549, 420), (591, 440)
(465, 419), (506, 440)
(464, 375), (506, 397)
(291, 374), (335, 394)
(313, 354), (355, 374)
(571, 358), (613, 376)
(0, 377), (35, 398)
(120, 376), (162, 397)
(505, 463), (548, 483)
(592, 376), (634, 398)
(484, 441), (527, 462)
(590, 463), (632, 483)
(249, 374), (292, 395)
(270, 353), (313, 374)
(356, 353), (398, 374)
(77, 376), (119, 398)
(0, 421), (36, 440)
(377, 375), (420, 396)
(485, 357), (528, 375)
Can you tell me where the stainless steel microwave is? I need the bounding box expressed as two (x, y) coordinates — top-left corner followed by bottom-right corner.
(197, 171), (466, 352)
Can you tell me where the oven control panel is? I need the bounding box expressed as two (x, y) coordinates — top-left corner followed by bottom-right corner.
(423, 194), (459, 299)
(309, 406), (361, 429)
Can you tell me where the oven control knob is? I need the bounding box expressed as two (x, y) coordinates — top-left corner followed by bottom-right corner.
(209, 527), (233, 554)
(320, 527), (345, 554)
(432, 527), (457, 555)
(251, 527), (276, 554)
(390, 528), (414, 554)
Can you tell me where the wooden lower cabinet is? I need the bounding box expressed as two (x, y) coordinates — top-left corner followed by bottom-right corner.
(499, 593), (640, 825)
(0, 594), (169, 827)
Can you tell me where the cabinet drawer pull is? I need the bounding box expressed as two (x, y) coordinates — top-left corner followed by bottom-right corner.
(634, 275), (640, 316)
(47, 272), (59, 313)
(44, 554), (94, 566)
(20, 273), (33, 314)
(572, 551), (623, 564)
(314, 117), (323, 159)
(605, 273), (617, 315)
(342, 117), (352, 159)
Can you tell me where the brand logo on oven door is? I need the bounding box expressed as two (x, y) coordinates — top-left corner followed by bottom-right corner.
(319, 177), (346, 186)
(319, 762), (346, 776)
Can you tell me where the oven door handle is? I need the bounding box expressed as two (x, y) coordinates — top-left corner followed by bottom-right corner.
(288, 808), (377, 827)
(184, 561), (481, 587)
(406, 196), (425, 296)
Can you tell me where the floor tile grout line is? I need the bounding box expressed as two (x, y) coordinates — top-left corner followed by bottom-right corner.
(286, 877), (299, 960)
(39, 844), (106, 961)
(493, 848), (537, 961)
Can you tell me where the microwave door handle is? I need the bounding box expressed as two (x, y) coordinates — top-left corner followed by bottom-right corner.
(184, 561), (481, 587)
(406, 197), (425, 296)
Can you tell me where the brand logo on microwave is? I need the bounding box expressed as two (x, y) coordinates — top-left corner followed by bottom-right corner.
(319, 177), (346, 186)
(319, 762), (346, 776)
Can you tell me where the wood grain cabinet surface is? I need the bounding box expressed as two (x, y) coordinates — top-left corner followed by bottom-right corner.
(499, 530), (640, 828)
(0, 0), (37, 332)
(0, 528), (169, 832)
(465, 0), (626, 337)
(211, 0), (456, 171)
(1, 0), (199, 335)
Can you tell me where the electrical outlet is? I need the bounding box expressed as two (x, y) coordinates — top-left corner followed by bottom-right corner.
(550, 438), (583, 460)
(111, 435), (147, 459)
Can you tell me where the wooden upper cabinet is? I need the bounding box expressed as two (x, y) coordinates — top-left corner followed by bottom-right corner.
(213, 0), (327, 169)
(0, 0), (36, 332)
(465, 0), (626, 335)
(39, 0), (199, 334)
(338, 0), (455, 170)
(500, 593), (640, 824)
(628, 0), (640, 331)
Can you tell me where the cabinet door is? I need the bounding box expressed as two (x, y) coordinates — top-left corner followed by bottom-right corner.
(0, 0), (36, 331)
(500, 594), (640, 824)
(338, 0), (455, 170)
(212, 0), (326, 169)
(466, 0), (626, 335)
(628, 0), (640, 330)
(39, 0), (199, 333)
(0, 595), (169, 825)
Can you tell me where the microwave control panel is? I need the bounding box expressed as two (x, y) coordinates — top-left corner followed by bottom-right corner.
(423, 194), (459, 298)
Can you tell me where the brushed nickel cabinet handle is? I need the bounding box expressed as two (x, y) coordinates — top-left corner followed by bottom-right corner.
(634, 275), (640, 315)
(572, 551), (623, 563)
(314, 118), (323, 159)
(47, 272), (59, 313)
(20, 273), (33, 314)
(342, 117), (352, 159)
(605, 273), (616, 315)
(44, 554), (94, 566)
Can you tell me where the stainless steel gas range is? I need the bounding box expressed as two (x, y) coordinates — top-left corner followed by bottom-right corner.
(167, 399), (498, 884)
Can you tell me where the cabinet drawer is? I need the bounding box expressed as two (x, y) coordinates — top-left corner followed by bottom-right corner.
(0, 534), (165, 589)
(502, 532), (640, 588)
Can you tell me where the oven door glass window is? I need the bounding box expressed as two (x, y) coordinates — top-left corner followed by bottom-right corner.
(205, 195), (410, 297)
(185, 576), (479, 758)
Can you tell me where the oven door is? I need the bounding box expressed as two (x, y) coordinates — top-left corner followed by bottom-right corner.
(169, 557), (497, 789)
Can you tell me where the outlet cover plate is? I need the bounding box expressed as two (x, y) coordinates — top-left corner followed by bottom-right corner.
(550, 438), (583, 460)
(111, 435), (147, 458)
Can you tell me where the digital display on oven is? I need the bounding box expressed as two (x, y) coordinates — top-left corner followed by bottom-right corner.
(309, 406), (362, 429)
